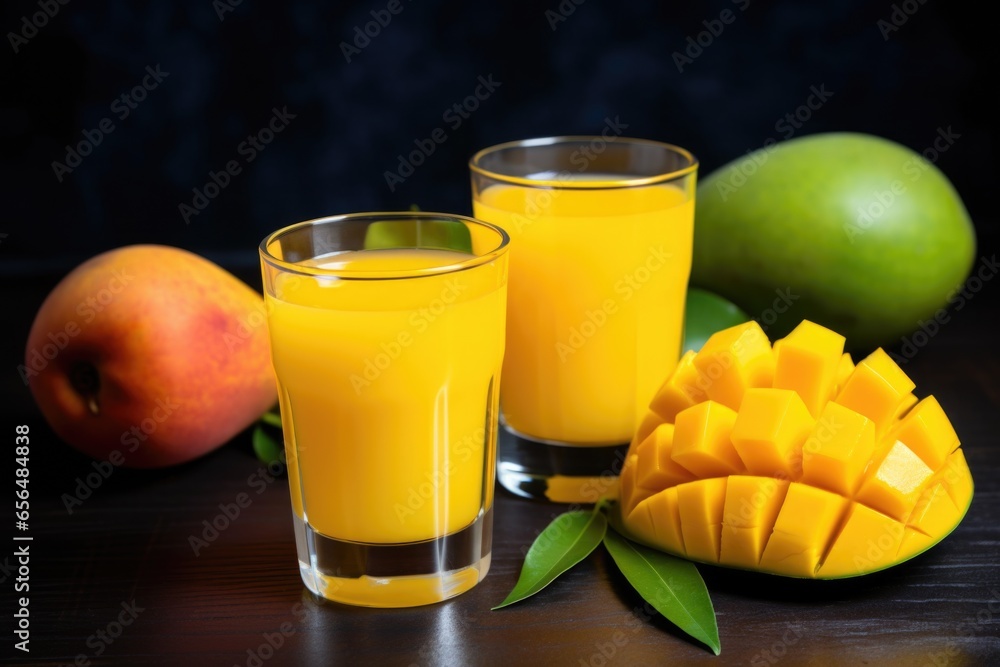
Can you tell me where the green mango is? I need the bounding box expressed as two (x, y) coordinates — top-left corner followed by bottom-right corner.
(683, 287), (749, 353)
(692, 132), (975, 351)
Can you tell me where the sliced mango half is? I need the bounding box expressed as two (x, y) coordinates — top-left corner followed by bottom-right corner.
(619, 319), (973, 578)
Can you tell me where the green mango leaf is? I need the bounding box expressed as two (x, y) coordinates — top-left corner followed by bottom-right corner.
(363, 218), (473, 253)
(603, 528), (721, 655)
(493, 509), (608, 610)
(259, 410), (282, 427)
(683, 287), (749, 353)
(252, 425), (285, 468)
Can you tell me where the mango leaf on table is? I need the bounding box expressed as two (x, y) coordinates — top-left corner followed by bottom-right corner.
(259, 410), (282, 427)
(493, 508), (607, 609)
(603, 527), (721, 655)
(252, 424), (285, 468)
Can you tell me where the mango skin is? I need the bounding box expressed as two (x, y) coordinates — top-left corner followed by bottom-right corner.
(25, 245), (277, 468)
(692, 133), (976, 351)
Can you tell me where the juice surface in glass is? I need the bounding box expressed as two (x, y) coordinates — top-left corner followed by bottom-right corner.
(473, 181), (694, 444)
(265, 248), (505, 545)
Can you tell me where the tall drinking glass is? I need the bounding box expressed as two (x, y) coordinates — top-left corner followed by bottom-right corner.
(260, 213), (509, 606)
(470, 137), (697, 503)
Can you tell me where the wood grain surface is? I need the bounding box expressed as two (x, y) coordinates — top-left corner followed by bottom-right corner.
(4, 266), (999, 667)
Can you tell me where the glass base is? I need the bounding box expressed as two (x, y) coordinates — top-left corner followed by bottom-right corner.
(496, 424), (627, 504)
(293, 508), (492, 607)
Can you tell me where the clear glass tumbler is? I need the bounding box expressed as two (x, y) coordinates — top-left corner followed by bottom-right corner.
(470, 137), (698, 503)
(259, 212), (509, 606)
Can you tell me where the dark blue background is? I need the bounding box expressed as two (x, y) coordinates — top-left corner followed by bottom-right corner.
(0, 0), (993, 267)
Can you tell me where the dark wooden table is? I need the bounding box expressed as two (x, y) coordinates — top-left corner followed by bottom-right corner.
(4, 262), (1000, 667)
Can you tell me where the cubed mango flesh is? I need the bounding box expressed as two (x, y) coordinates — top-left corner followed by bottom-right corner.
(730, 388), (815, 479)
(634, 424), (697, 492)
(893, 392), (919, 421)
(773, 320), (845, 417)
(617, 319), (973, 579)
(677, 478), (728, 563)
(648, 350), (707, 423)
(693, 321), (775, 411)
(800, 401), (876, 496)
(819, 503), (904, 577)
(758, 483), (849, 575)
(933, 449), (974, 509)
(889, 396), (959, 470)
(834, 348), (915, 438)
(672, 401), (742, 478)
(835, 353), (855, 392)
(906, 483), (959, 537)
(897, 483), (962, 560)
(720, 476), (789, 568)
(645, 486), (685, 555)
(619, 454), (640, 516)
(632, 410), (663, 450)
(856, 440), (935, 521)
(624, 494), (659, 547)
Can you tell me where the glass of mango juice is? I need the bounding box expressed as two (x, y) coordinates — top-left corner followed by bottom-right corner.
(470, 137), (698, 504)
(259, 213), (509, 607)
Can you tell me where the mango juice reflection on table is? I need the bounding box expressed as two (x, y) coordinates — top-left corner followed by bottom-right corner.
(259, 213), (509, 607)
(470, 137), (697, 503)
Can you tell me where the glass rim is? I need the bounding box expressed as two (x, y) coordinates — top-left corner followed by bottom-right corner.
(259, 211), (510, 280)
(468, 136), (698, 189)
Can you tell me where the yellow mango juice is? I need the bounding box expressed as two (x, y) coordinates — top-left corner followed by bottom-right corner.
(474, 183), (693, 444)
(265, 248), (506, 545)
